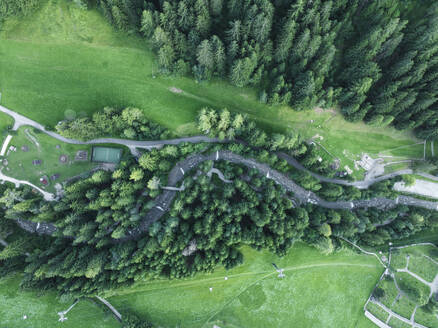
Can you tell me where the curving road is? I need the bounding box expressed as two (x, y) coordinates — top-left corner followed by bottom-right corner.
(1, 105), (438, 239)
(15, 150), (438, 240)
(0, 169), (54, 201)
(2, 104), (436, 189)
(0, 104), (222, 151)
(276, 152), (438, 188)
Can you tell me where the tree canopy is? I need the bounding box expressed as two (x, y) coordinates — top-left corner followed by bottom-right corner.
(99, 0), (438, 140)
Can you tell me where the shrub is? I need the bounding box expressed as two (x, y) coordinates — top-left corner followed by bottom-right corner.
(402, 175), (416, 187)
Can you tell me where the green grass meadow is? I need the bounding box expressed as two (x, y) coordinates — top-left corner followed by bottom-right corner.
(0, 274), (120, 328)
(0, 2), (436, 328)
(0, 0), (430, 179)
(386, 228), (438, 247)
(3, 126), (95, 192)
(0, 111), (13, 134)
(108, 243), (381, 328)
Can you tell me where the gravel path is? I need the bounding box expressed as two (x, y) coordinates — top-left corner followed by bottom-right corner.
(1, 105), (438, 238)
(206, 166), (232, 183)
(431, 273), (438, 297)
(338, 236), (387, 268)
(17, 150), (438, 240)
(2, 104), (435, 188)
(0, 169), (54, 201)
(0, 105), (222, 151)
(95, 296), (122, 321)
(364, 310), (391, 328)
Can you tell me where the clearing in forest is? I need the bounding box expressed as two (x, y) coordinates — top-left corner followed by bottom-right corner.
(0, 0), (431, 180)
(108, 243), (382, 328)
(3, 127), (94, 192)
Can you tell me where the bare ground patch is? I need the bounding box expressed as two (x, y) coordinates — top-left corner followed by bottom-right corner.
(169, 87), (183, 94)
(314, 107), (336, 114)
(394, 179), (438, 199)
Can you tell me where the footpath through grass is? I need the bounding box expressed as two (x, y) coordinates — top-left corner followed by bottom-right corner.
(108, 243), (382, 328)
(0, 111), (13, 134)
(0, 274), (120, 328)
(3, 126), (95, 192)
(0, 0), (428, 178)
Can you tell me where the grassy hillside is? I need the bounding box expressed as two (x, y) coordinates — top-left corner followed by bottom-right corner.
(0, 274), (119, 328)
(109, 243), (381, 328)
(0, 0), (428, 179)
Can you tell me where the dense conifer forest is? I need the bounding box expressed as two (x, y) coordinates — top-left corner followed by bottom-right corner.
(96, 0), (438, 140)
(1, 0), (438, 315)
(0, 108), (437, 297)
(2, 0), (438, 138)
(0, 0), (39, 28)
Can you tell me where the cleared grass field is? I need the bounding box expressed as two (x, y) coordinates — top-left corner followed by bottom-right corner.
(0, 274), (120, 328)
(416, 305), (438, 327)
(376, 278), (399, 309)
(3, 126), (95, 192)
(108, 243), (382, 328)
(408, 252), (438, 283)
(388, 317), (412, 328)
(391, 293), (417, 320)
(366, 302), (389, 322)
(0, 0), (430, 180)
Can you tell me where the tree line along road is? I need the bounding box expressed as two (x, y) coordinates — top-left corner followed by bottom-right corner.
(1, 105), (437, 239)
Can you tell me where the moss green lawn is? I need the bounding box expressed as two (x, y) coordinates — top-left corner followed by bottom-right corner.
(0, 111), (13, 134)
(387, 228), (438, 247)
(3, 126), (95, 192)
(0, 274), (120, 328)
(0, 2), (435, 328)
(108, 243), (382, 328)
(388, 317), (413, 328)
(0, 0), (432, 181)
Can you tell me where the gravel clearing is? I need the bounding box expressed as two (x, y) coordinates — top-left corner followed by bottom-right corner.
(394, 179), (438, 199)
